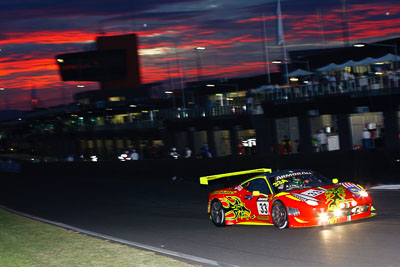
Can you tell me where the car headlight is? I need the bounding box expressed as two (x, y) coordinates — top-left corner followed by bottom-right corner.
(319, 212), (329, 222)
(333, 209), (342, 217)
(360, 191), (368, 197)
(306, 200), (319, 206)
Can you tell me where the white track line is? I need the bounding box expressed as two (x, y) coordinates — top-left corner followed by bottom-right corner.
(0, 205), (236, 267)
(368, 184), (400, 190)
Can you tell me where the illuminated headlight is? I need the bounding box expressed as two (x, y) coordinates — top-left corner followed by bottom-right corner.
(360, 191), (368, 197)
(339, 202), (346, 209)
(333, 209), (342, 217)
(319, 213), (329, 222)
(306, 200), (319, 206)
(351, 200), (357, 207)
(287, 207), (300, 216)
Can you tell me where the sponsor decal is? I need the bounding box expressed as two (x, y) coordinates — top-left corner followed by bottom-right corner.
(221, 196), (255, 222)
(325, 187), (346, 211)
(340, 182), (362, 197)
(257, 198), (269, 215)
(257, 216), (270, 220)
(292, 193), (319, 203)
(234, 185), (243, 191)
(301, 189), (325, 197)
(275, 171), (312, 180)
(273, 179), (288, 187)
(211, 190), (235, 195)
(329, 218), (338, 224)
(340, 198), (356, 208)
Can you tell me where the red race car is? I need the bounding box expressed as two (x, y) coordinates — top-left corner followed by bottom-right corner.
(200, 168), (375, 229)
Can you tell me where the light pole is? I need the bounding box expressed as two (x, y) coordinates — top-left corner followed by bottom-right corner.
(0, 88), (7, 110)
(205, 83), (239, 106)
(194, 47), (205, 81)
(272, 59), (311, 83)
(292, 59), (310, 72)
(271, 60), (288, 84)
(165, 91), (176, 108)
(353, 42), (398, 68)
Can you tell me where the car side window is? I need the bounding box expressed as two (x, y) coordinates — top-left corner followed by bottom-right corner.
(243, 178), (271, 195)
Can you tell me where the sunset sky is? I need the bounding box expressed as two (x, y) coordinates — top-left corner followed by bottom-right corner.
(0, 0), (399, 110)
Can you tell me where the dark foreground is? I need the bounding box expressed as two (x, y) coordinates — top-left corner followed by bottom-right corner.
(1, 174), (399, 267)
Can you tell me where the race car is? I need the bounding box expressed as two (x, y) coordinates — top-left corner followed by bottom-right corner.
(200, 168), (375, 229)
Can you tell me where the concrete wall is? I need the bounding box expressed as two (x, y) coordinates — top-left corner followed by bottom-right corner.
(14, 149), (400, 186)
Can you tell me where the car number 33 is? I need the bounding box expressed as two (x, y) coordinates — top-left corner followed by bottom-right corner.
(257, 200), (269, 215)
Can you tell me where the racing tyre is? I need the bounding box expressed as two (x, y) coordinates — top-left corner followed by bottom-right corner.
(210, 200), (225, 227)
(272, 201), (288, 229)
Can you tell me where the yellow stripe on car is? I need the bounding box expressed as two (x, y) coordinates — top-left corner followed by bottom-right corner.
(273, 192), (289, 198)
(294, 217), (309, 223)
(236, 222), (274, 226)
(285, 195), (301, 201)
(199, 168), (272, 185)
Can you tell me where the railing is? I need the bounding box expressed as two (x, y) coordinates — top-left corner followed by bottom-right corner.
(29, 74), (400, 133)
(157, 105), (251, 121)
(92, 120), (163, 131)
(69, 105), (253, 132)
(262, 74), (400, 102)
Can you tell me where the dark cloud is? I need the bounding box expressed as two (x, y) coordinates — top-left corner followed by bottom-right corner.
(0, 0), (400, 109)
(0, 0), (202, 18)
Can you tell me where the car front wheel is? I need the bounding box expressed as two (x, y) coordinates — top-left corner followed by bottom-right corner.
(210, 200), (225, 227)
(272, 201), (288, 229)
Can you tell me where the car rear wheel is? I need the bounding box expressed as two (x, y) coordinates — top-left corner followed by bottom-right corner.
(272, 201), (288, 229)
(210, 200), (225, 227)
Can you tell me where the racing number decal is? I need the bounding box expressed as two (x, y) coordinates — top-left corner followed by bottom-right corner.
(257, 198), (269, 215)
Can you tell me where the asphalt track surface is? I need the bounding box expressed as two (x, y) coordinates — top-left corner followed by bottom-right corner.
(1, 175), (400, 267)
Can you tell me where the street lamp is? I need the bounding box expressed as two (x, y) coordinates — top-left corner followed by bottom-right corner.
(272, 59), (309, 71)
(353, 42), (398, 67)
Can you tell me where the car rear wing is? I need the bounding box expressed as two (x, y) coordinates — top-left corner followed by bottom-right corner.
(199, 168), (272, 185)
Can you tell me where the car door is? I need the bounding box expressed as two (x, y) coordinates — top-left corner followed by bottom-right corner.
(240, 176), (273, 220)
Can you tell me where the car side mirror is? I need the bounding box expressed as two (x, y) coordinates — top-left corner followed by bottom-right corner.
(253, 191), (261, 196)
(332, 178), (339, 184)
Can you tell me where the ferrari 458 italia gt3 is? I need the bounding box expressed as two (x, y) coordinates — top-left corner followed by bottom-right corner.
(200, 168), (374, 229)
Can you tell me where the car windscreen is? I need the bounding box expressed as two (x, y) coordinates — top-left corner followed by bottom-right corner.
(268, 171), (333, 193)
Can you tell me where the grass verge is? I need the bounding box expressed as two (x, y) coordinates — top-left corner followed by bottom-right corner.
(0, 208), (195, 267)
